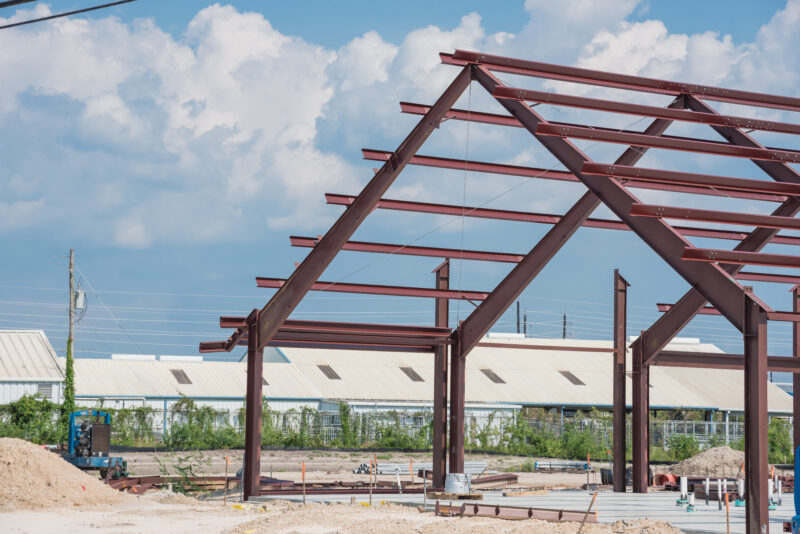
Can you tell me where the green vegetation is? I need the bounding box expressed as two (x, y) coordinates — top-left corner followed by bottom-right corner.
(0, 395), (796, 466)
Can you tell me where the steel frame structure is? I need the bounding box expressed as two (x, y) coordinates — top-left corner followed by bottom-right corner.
(200, 50), (800, 531)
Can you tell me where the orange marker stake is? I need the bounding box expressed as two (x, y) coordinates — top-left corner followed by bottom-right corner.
(725, 493), (730, 534)
(302, 461), (306, 505)
(409, 459), (413, 485)
(369, 458), (373, 506)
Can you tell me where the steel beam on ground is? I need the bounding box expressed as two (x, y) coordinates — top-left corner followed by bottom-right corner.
(584, 162), (800, 197)
(632, 95), (800, 366)
(612, 269), (628, 493)
(243, 309), (262, 501)
(536, 123), (800, 164)
(743, 291), (769, 533)
(631, 338), (649, 493)
(432, 261), (449, 488)
(682, 248), (800, 269)
(449, 341), (465, 474)
(256, 277), (489, 301)
(326, 193), (800, 246)
(252, 65), (472, 350)
(494, 86), (800, 136)
(446, 50), (800, 112)
(794, 287), (800, 456)
(289, 235), (524, 263)
(632, 203), (800, 230)
(364, 147), (784, 202)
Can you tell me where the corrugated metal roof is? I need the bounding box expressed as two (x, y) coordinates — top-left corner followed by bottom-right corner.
(66, 334), (793, 414)
(74, 359), (320, 400)
(0, 330), (63, 380)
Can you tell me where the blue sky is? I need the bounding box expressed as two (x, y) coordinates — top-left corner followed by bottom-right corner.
(2, 0), (800, 367)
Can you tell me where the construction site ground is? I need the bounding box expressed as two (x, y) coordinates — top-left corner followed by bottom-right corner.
(4, 444), (796, 533)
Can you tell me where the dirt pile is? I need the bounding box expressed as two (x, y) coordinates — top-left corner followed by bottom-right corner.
(0, 437), (128, 510)
(668, 446), (745, 477)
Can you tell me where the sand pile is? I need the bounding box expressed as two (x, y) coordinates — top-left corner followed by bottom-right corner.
(669, 446), (745, 477)
(0, 437), (128, 510)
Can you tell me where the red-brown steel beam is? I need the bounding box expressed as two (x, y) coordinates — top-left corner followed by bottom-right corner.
(657, 302), (800, 323)
(363, 148), (785, 202)
(449, 337), (465, 474)
(474, 342), (613, 352)
(289, 235), (524, 263)
(326, 193), (800, 246)
(494, 86), (800, 136)
(682, 248), (800, 269)
(612, 270), (628, 493)
(657, 303), (720, 315)
(743, 290), (769, 533)
(252, 65), (473, 351)
(653, 350), (800, 372)
(433, 261), (449, 488)
(737, 271), (800, 284)
(221, 318), (452, 336)
(445, 50), (800, 112)
(631, 336), (649, 493)
(794, 286), (800, 457)
(536, 123), (800, 164)
(256, 277), (488, 301)
(633, 204), (800, 230)
(272, 330), (451, 347)
(584, 163), (800, 197)
(243, 309), (262, 501)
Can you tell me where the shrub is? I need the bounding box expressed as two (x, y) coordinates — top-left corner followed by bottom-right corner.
(668, 435), (700, 461)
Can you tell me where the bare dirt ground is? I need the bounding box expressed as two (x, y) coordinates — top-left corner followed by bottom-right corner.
(124, 448), (593, 488)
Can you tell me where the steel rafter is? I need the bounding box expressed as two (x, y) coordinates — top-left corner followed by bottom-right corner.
(364, 148), (785, 202)
(326, 193), (800, 246)
(253, 65), (473, 349)
(256, 277), (488, 300)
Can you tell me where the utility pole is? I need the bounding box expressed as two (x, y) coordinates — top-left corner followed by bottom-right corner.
(62, 249), (76, 424)
(516, 301), (520, 333)
(523, 311), (527, 336)
(562, 313), (567, 339)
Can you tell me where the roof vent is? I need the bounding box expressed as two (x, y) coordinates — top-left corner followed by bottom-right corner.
(317, 364), (341, 380)
(559, 370), (585, 386)
(170, 369), (192, 385)
(480, 368), (505, 384)
(400, 366), (424, 382)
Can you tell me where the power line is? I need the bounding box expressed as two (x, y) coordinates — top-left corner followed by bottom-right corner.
(0, 0), (136, 30)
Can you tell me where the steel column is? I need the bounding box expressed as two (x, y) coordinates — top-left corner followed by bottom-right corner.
(743, 290), (769, 534)
(449, 339), (465, 474)
(631, 337), (649, 493)
(243, 309), (262, 500)
(432, 261), (449, 488)
(794, 286), (800, 457)
(254, 66), (472, 349)
(612, 270), (629, 492)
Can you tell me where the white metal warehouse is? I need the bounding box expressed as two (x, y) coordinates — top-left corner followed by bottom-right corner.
(0, 330), (64, 404)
